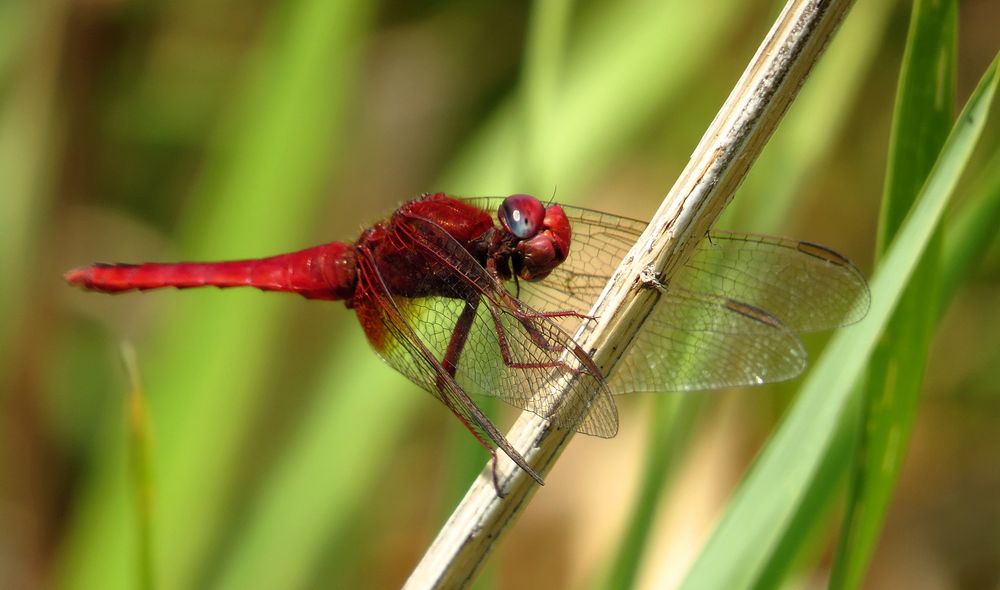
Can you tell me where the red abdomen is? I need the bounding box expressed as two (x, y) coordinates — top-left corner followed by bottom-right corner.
(65, 242), (358, 301)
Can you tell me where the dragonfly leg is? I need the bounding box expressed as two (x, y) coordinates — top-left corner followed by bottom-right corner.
(490, 450), (506, 498)
(437, 293), (591, 388)
(440, 296), (480, 378)
(436, 296), (515, 496)
(510, 301), (595, 322)
(535, 309), (597, 321)
(484, 304), (584, 374)
(436, 386), (536, 496)
(503, 293), (596, 341)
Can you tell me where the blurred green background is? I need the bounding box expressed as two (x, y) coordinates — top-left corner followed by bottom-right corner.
(2, 0), (998, 588)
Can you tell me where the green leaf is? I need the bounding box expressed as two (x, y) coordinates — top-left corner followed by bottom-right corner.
(831, 1), (956, 587)
(939, 147), (1000, 305)
(679, 52), (999, 590)
(122, 344), (156, 590)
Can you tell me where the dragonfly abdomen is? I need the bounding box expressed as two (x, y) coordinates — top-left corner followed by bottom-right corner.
(65, 241), (358, 301)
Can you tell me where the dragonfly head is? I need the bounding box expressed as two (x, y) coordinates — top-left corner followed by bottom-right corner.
(498, 194), (571, 282)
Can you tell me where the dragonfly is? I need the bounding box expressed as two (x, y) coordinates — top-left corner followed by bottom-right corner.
(65, 193), (870, 491)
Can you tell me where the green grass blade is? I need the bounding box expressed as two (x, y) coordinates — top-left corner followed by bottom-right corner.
(121, 344), (156, 590)
(830, 2), (957, 587)
(679, 52), (999, 590)
(750, 391), (860, 590)
(939, 146), (1000, 305)
(876, 0), (957, 252)
(55, 2), (375, 589)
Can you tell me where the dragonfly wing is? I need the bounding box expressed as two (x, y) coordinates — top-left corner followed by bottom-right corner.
(515, 247), (811, 393)
(366, 212), (620, 438)
(462, 200), (868, 394)
(351, 266), (528, 473)
(607, 230), (869, 393)
(389, 291), (618, 438)
(609, 288), (806, 394)
(674, 231), (871, 332)
(500, 201), (869, 332)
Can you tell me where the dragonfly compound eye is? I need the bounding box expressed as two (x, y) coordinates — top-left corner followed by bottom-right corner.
(498, 194), (546, 239)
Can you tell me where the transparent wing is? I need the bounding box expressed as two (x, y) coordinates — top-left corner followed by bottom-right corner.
(351, 279), (497, 447)
(609, 288), (806, 393)
(672, 232), (870, 332)
(357, 211), (619, 438)
(464, 198), (870, 394)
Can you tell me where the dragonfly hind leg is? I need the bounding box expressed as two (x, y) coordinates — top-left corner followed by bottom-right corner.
(440, 296), (479, 379)
(436, 296), (532, 496)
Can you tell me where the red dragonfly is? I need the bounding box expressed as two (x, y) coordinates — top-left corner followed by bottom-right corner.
(66, 193), (869, 489)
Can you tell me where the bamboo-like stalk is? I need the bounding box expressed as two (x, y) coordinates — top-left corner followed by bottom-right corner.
(405, 1), (855, 587)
